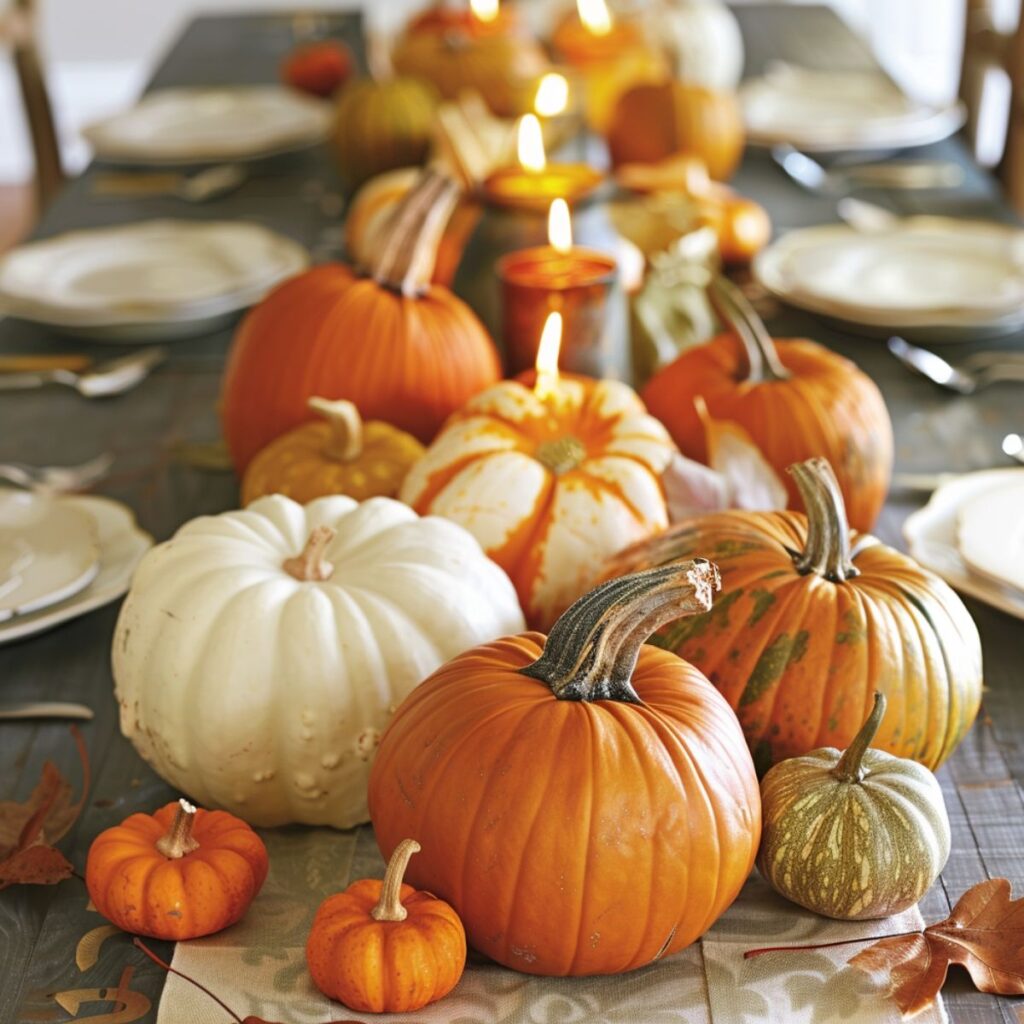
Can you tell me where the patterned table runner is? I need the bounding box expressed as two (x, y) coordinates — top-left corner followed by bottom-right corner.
(157, 825), (946, 1024)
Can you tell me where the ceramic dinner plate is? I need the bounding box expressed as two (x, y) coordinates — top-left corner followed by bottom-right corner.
(84, 86), (332, 164)
(0, 494), (153, 646)
(0, 492), (100, 623)
(0, 220), (308, 341)
(741, 66), (964, 152)
(754, 218), (1024, 340)
(904, 468), (1024, 622)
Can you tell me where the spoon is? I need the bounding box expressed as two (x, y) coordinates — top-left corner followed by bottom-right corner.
(0, 702), (94, 721)
(0, 347), (166, 397)
(773, 145), (964, 194)
(92, 163), (247, 203)
(888, 336), (1024, 394)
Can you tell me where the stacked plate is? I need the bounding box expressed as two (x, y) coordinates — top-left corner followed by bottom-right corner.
(0, 490), (152, 644)
(753, 218), (1024, 341)
(0, 220), (309, 341)
(904, 469), (1024, 621)
(741, 65), (964, 152)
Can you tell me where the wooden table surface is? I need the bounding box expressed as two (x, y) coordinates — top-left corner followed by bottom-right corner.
(1, 6), (1022, 1022)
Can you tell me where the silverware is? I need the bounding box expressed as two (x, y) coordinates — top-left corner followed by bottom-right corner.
(836, 197), (899, 231)
(92, 163), (247, 203)
(1002, 433), (1024, 464)
(0, 702), (94, 721)
(0, 452), (113, 492)
(772, 145), (964, 194)
(888, 336), (1024, 394)
(0, 354), (92, 374)
(0, 346), (166, 397)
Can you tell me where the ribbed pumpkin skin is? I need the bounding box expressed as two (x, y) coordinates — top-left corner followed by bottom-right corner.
(306, 880), (466, 1012)
(85, 803), (268, 940)
(221, 265), (501, 470)
(368, 635), (761, 976)
(641, 334), (893, 531)
(758, 746), (950, 920)
(603, 512), (982, 774)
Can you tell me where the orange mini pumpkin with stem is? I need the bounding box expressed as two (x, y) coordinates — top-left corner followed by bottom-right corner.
(306, 838), (466, 1013)
(85, 799), (268, 940)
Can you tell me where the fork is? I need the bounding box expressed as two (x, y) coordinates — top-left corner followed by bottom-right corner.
(0, 452), (114, 492)
(887, 336), (1024, 394)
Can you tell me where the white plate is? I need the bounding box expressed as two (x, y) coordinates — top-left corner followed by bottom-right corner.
(0, 495), (153, 645)
(956, 478), (1024, 593)
(0, 492), (100, 622)
(84, 86), (332, 165)
(754, 219), (1024, 339)
(904, 468), (1024, 622)
(0, 221), (308, 341)
(741, 67), (964, 152)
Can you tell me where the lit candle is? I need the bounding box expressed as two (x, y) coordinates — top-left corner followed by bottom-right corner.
(534, 72), (570, 118)
(553, 0), (641, 64)
(482, 114), (603, 211)
(469, 0), (500, 25)
(497, 198), (619, 376)
(533, 311), (564, 404)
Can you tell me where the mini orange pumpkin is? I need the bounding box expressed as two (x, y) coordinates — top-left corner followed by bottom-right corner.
(306, 838), (466, 1013)
(85, 799), (268, 940)
(281, 40), (353, 98)
(241, 397), (425, 505)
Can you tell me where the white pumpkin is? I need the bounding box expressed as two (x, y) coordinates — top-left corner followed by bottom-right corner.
(653, 0), (745, 90)
(113, 495), (524, 828)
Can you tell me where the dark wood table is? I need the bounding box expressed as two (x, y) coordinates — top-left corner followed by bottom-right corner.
(1, 6), (1021, 1022)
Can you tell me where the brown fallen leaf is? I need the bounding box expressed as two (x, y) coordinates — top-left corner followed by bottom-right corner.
(849, 878), (1024, 1018)
(0, 725), (90, 889)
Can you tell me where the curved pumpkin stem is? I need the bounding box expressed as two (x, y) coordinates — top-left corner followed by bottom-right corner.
(308, 397), (363, 462)
(520, 561), (720, 704)
(156, 798), (200, 859)
(789, 458), (859, 582)
(283, 525), (336, 582)
(368, 169), (461, 298)
(833, 692), (886, 782)
(371, 838), (421, 922)
(707, 275), (790, 383)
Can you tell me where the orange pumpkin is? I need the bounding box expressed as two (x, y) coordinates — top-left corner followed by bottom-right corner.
(608, 80), (745, 181)
(306, 838), (466, 1013)
(603, 459), (983, 775)
(85, 799), (268, 940)
(222, 171), (500, 470)
(281, 40), (353, 98)
(642, 277), (893, 531)
(368, 561), (761, 976)
(399, 366), (677, 630)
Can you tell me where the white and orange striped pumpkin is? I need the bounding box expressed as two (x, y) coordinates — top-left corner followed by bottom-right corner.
(399, 374), (676, 630)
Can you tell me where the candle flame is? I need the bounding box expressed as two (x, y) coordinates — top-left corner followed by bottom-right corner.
(534, 72), (569, 117)
(577, 0), (613, 35)
(517, 114), (546, 173)
(548, 199), (573, 254)
(470, 0), (500, 23)
(534, 312), (563, 400)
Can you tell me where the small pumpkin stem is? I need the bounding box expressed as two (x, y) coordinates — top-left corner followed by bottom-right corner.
(707, 275), (790, 383)
(371, 838), (421, 922)
(282, 525), (336, 582)
(833, 692), (887, 783)
(789, 458), (859, 582)
(368, 169), (461, 298)
(308, 397), (363, 462)
(520, 561), (720, 704)
(155, 798), (200, 859)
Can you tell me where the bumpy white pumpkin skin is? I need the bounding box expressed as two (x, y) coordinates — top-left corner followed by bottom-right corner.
(113, 495), (525, 828)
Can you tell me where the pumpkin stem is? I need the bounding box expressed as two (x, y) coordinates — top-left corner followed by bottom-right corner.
(155, 798), (200, 859)
(371, 838), (421, 922)
(789, 458), (859, 582)
(707, 275), (790, 383)
(368, 169), (461, 298)
(282, 525), (336, 582)
(308, 397), (363, 462)
(833, 692), (887, 783)
(520, 561), (720, 704)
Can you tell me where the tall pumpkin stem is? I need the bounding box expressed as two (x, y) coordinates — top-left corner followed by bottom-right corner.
(309, 397), (363, 462)
(833, 692), (886, 782)
(520, 561), (720, 703)
(368, 169), (461, 298)
(283, 525), (336, 582)
(371, 838), (421, 922)
(789, 458), (859, 582)
(155, 798), (200, 859)
(707, 275), (790, 383)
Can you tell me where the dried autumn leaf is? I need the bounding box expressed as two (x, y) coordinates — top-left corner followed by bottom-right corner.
(849, 878), (1024, 1018)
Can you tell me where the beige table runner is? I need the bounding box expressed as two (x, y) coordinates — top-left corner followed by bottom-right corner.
(158, 826), (946, 1024)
